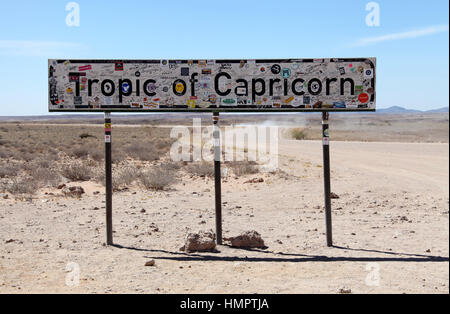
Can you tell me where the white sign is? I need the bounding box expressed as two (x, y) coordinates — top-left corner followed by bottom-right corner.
(48, 58), (376, 112)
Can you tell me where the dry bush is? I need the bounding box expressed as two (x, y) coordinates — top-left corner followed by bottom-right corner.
(164, 161), (183, 171)
(111, 146), (127, 164)
(124, 143), (161, 161)
(155, 138), (175, 152)
(30, 167), (62, 187)
(117, 166), (140, 185)
(139, 167), (176, 190)
(291, 128), (307, 140)
(60, 162), (93, 181)
(0, 164), (20, 178)
(33, 158), (51, 169)
(228, 161), (259, 176)
(19, 153), (37, 162)
(90, 149), (104, 162)
(93, 168), (106, 185)
(94, 166), (140, 191)
(70, 145), (92, 159)
(186, 161), (215, 177)
(6, 177), (39, 195)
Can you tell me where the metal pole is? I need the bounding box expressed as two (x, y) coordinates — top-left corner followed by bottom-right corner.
(213, 112), (222, 245)
(322, 111), (333, 247)
(104, 112), (113, 245)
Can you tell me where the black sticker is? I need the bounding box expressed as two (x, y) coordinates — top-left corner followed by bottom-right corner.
(74, 96), (82, 105)
(271, 64), (281, 74)
(181, 67), (189, 76)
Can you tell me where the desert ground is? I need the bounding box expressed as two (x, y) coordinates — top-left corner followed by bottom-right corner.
(0, 113), (448, 294)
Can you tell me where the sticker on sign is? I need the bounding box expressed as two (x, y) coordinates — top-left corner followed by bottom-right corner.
(48, 58), (376, 112)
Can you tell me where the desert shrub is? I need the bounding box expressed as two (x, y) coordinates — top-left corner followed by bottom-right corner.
(291, 128), (307, 140)
(111, 146), (127, 164)
(33, 158), (51, 169)
(20, 153), (37, 162)
(43, 151), (59, 162)
(7, 177), (39, 195)
(70, 143), (103, 161)
(118, 166), (140, 185)
(60, 162), (93, 181)
(79, 133), (96, 139)
(0, 164), (20, 178)
(30, 167), (62, 187)
(90, 149), (104, 162)
(139, 167), (176, 190)
(155, 138), (174, 151)
(70, 145), (91, 159)
(164, 161), (183, 171)
(124, 143), (160, 161)
(228, 161), (259, 176)
(186, 161), (214, 177)
(94, 166), (140, 191)
(93, 168), (105, 184)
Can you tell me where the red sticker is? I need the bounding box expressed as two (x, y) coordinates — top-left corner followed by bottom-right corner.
(115, 62), (124, 71)
(358, 93), (369, 103)
(79, 65), (92, 71)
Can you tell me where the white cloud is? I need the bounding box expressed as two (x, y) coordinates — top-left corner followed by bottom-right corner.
(0, 40), (87, 57)
(353, 24), (449, 47)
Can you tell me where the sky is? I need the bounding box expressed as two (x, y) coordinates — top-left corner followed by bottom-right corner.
(0, 0), (448, 116)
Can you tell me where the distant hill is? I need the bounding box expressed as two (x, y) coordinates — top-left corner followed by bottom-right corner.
(0, 106), (448, 121)
(425, 107), (450, 113)
(377, 106), (449, 114)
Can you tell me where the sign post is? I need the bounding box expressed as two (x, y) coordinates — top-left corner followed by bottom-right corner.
(213, 112), (222, 245)
(104, 112), (113, 245)
(48, 58), (376, 247)
(322, 112), (333, 247)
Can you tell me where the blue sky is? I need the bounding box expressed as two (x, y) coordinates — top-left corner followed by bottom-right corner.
(0, 0), (448, 115)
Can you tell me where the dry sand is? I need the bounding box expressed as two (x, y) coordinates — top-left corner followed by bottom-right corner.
(0, 131), (448, 294)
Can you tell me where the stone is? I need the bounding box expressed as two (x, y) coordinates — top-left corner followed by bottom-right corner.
(339, 287), (352, 294)
(183, 230), (216, 253)
(62, 186), (85, 197)
(229, 230), (265, 248)
(330, 192), (340, 199)
(145, 260), (155, 267)
(244, 178), (264, 184)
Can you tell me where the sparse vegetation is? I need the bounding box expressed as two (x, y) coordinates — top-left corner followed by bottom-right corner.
(291, 128), (307, 140)
(0, 164), (20, 178)
(30, 167), (62, 187)
(186, 161), (215, 178)
(94, 165), (142, 191)
(124, 143), (161, 161)
(6, 177), (39, 195)
(228, 161), (259, 176)
(139, 167), (176, 190)
(61, 162), (93, 181)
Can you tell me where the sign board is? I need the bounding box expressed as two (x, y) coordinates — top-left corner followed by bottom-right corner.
(48, 58), (376, 112)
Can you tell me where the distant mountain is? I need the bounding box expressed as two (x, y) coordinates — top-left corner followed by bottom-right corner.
(377, 106), (448, 114)
(426, 107), (449, 113)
